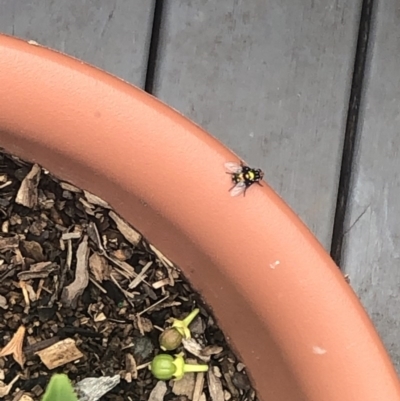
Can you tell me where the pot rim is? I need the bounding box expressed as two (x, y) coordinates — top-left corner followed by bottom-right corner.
(0, 34), (399, 401)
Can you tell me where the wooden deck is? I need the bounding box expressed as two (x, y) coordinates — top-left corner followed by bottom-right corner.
(1, 0), (399, 374)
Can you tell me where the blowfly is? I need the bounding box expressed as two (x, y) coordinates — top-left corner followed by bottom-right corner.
(224, 161), (264, 197)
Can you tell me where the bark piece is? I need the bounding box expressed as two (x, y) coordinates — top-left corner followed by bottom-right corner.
(15, 164), (41, 208)
(61, 235), (89, 308)
(128, 261), (152, 289)
(60, 182), (81, 192)
(172, 371), (195, 400)
(200, 345), (223, 358)
(109, 211), (141, 246)
(83, 190), (111, 209)
(148, 381), (167, 401)
(0, 295), (8, 309)
(192, 373), (205, 401)
(89, 253), (110, 282)
(207, 369), (224, 401)
(0, 375), (20, 398)
(0, 235), (19, 251)
(182, 338), (210, 362)
(125, 353), (138, 381)
(20, 395), (34, 401)
(0, 326), (26, 368)
(20, 240), (45, 262)
(35, 338), (83, 369)
(17, 262), (57, 281)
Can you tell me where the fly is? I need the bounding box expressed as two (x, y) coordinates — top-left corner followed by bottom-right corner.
(224, 161), (264, 197)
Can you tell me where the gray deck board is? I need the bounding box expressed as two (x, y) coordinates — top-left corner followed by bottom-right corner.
(0, 0), (155, 87)
(342, 0), (400, 373)
(153, 0), (362, 250)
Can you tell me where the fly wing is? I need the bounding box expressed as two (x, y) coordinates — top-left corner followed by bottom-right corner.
(224, 162), (242, 173)
(229, 182), (246, 197)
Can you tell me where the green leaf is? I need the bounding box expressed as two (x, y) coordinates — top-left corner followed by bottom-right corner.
(41, 374), (78, 401)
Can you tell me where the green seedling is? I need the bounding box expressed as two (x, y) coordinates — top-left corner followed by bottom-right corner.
(41, 374), (78, 401)
(159, 308), (200, 351)
(150, 353), (209, 380)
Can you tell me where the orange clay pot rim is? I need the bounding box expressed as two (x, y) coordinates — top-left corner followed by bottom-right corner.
(0, 34), (399, 401)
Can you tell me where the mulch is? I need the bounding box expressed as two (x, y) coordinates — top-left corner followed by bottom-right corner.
(0, 150), (258, 401)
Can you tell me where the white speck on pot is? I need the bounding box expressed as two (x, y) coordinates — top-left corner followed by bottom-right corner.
(269, 260), (280, 269)
(312, 346), (327, 355)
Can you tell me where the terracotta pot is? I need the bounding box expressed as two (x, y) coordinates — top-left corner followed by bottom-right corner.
(0, 34), (399, 401)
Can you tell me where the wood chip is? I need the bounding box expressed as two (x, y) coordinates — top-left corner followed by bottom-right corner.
(148, 381), (167, 401)
(109, 211), (141, 246)
(20, 395), (34, 401)
(0, 235), (19, 251)
(125, 353), (138, 380)
(152, 278), (171, 289)
(15, 164), (41, 208)
(172, 370), (195, 399)
(11, 391), (30, 401)
(32, 261), (53, 272)
(19, 281), (31, 310)
(17, 262), (57, 281)
(200, 345), (223, 357)
(0, 326), (26, 368)
(94, 312), (107, 322)
(66, 239), (73, 270)
(89, 277), (107, 294)
(193, 372), (205, 401)
(31, 384), (44, 397)
(24, 337), (61, 356)
(61, 231), (82, 240)
(0, 295), (8, 309)
(20, 240), (45, 262)
(107, 254), (138, 280)
(213, 366), (222, 378)
(220, 362), (239, 399)
(60, 182), (81, 192)
(207, 369), (224, 401)
(138, 316), (153, 333)
(35, 338), (83, 369)
(13, 248), (25, 268)
(0, 180), (12, 189)
(79, 197), (95, 213)
(89, 252), (110, 282)
(182, 338), (210, 362)
(149, 244), (174, 267)
(84, 190), (111, 209)
(86, 221), (104, 252)
(166, 266), (175, 286)
(136, 315), (154, 336)
(137, 294), (170, 317)
(236, 362), (245, 372)
(0, 375), (20, 398)
(1, 220), (9, 233)
(128, 261), (153, 289)
(61, 235), (90, 308)
(110, 272), (135, 305)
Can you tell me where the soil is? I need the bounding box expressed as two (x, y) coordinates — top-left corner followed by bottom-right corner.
(0, 150), (258, 401)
